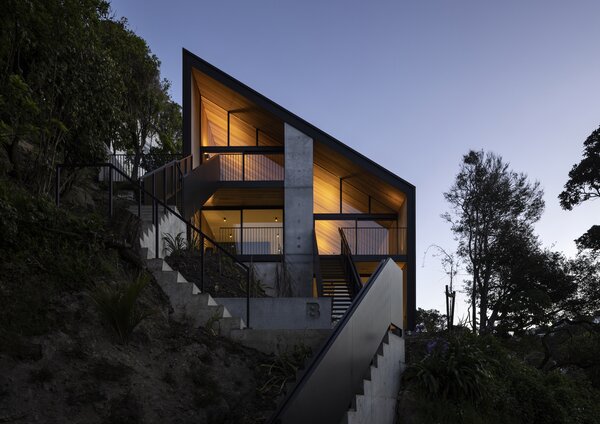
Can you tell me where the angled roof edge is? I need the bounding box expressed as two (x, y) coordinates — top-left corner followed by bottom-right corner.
(183, 48), (415, 193)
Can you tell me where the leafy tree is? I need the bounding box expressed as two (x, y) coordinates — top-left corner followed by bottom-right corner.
(444, 150), (545, 333)
(415, 308), (446, 333)
(488, 227), (576, 335)
(100, 19), (181, 178)
(560, 126), (600, 251)
(0, 0), (122, 193)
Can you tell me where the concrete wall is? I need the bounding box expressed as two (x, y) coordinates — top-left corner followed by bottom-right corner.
(284, 123), (314, 297)
(139, 208), (187, 259)
(344, 332), (405, 424)
(229, 328), (332, 355)
(249, 262), (279, 297)
(213, 297), (332, 330)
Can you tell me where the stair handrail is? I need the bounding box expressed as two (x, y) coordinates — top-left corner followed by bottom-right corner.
(339, 228), (362, 297)
(267, 258), (404, 424)
(313, 230), (323, 297)
(55, 162), (252, 327)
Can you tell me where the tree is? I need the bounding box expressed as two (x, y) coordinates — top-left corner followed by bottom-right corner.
(415, 308), (446, 333)
(488, 227), (576, 335)
(560, 126), (600, 251)
(0, 0), (122, 193)
(100, 19), (181, 179)
(444, 150), (545, 333)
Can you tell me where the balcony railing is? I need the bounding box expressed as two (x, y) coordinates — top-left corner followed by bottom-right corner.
(340, 227), (407, 256)
(100, 153), (183, 181)
(206, 152), (284, 181)
(217, 226), (283, 255)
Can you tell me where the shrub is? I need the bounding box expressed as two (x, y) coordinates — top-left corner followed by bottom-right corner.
(163, 232), (187, 256)
(91, 273), (152, 343)
(403, 334), (490, 403)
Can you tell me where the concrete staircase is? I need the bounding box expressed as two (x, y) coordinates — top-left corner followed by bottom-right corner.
(131, 205), (245, 336)
(342, 331), (406, 424)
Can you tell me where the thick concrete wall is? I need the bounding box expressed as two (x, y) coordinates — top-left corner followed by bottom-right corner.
(249, 262), (279, 297)
(213, 297), (331, 330)
(229, 328), (332, 355)
(344, 333), (406, 424)
(284, 123), (314, 297)
(139, 208), (187, 259)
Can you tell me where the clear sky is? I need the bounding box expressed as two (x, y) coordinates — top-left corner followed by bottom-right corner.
(110, 0), (599, 320)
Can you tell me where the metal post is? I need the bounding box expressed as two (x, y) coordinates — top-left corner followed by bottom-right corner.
(339, 178), (343, 213)
(163, 167), (167, 213)
(152, 174), (159, 259)
(137, 178), (142, 218)
(108, 166), (113, 218)
(246, 270), (251, 328)
(200, 233), (205, 292)
(240, 210), (244, 255)
(227, 111), (230, 146)
(55, 165), (61, 207)
(256, 128), (259, 146)
(242, 152), (245, 181)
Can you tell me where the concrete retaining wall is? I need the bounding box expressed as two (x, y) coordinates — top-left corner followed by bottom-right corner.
(213, 297), (332, 330)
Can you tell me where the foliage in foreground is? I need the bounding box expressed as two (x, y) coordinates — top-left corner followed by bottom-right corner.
(400, 332), (600, 424)
(91, 273), (153, 343)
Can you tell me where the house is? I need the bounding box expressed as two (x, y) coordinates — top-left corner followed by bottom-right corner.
(180, 48), (416, 330)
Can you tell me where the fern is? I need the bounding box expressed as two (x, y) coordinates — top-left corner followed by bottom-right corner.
(91, 273), (152, 343)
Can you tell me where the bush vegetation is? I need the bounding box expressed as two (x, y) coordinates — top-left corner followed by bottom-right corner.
(91, 273), (153, 343)
(400, 331), (600, 424)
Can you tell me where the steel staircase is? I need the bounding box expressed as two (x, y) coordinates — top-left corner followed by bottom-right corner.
(320, 256), (353, 321)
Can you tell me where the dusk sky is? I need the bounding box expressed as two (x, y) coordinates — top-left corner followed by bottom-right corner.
(111, 0), (599, 320)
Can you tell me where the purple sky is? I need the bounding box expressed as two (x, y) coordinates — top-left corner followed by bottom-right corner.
(110, 0), (599, 320)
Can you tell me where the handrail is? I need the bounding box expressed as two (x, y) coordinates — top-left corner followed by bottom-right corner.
(55, 162), (251, 327)
(268, 258), (404, 424)
(313, 230), (323, 297)
(339, 228), (362, 297)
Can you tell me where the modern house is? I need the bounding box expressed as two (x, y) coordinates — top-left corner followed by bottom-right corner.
(180, 48), (416, 330)
(57, 48), (416, 423)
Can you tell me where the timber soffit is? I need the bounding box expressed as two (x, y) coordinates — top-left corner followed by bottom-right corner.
(183, 48), (416, 195)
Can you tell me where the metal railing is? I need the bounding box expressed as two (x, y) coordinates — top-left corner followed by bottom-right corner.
(339, 228), (362, 298)
(55, 162), (252, 327)
(99, 153), (184, 181)
(207, 152), (284, 181)
(340, 226), (407, 255)
(217, 226), (283, 255)
(268, 258), (404, 424)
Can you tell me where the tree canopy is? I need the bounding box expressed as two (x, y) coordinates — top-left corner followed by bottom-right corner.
(559, 126), (600, 252)
(0, 0), (181, 192)
(443, 150), (545, 333)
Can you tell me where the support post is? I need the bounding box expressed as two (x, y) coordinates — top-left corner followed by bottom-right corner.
(200, 233), (205, 292)
(154, 198), (160, 259)
(246, 269), (251, 328)
(108, 166), (113, 218)
(227, 111), (230, 146)
(137, 179), (141, 218)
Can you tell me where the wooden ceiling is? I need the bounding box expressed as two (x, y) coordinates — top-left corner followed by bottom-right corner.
(203, 187), (284, 208)
(192, 65), (406, 212)
(314, 142), (406, 211)
(193, 68), (284, 144)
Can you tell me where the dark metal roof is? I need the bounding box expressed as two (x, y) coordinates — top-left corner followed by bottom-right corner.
(183, 48), (415, 194)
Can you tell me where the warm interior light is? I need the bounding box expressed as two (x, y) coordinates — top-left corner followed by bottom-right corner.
(229, 233), (232, 239)
(274, 217), (278, 222)
(223, 217), (227, 222)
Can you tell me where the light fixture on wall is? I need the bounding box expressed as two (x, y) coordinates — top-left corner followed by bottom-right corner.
(229, 233), (232, 239)
(223, 217), (227, 222)
(274, 217), (278, 222)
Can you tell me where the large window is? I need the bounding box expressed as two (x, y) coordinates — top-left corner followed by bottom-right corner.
(201, 209), (283, 255)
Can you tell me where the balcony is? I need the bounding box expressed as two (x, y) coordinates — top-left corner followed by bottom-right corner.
(315, 221), (407, 256)
(216, 226), (283, 255)
(202, 148), (284, 182)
